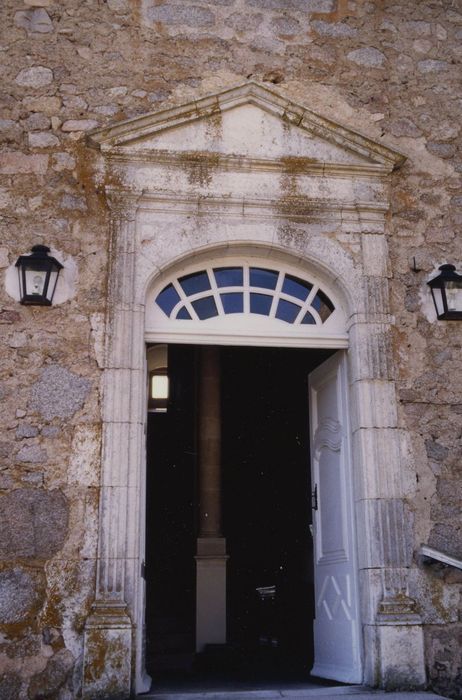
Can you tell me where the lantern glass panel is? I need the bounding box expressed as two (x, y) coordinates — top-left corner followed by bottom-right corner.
(446, 281), (462, 312)
(431, 286), (445, 318)
(25, 268), (48, 297)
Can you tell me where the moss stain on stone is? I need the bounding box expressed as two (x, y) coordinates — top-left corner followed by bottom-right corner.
(178, 150), (221, 188)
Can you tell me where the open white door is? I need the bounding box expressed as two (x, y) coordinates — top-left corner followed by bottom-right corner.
(309, 351), (362, 683)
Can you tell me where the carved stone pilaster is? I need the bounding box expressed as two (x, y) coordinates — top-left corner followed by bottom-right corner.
(83, 191), (149, 698)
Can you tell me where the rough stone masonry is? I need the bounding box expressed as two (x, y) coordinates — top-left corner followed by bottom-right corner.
(0, 0), (461, 698)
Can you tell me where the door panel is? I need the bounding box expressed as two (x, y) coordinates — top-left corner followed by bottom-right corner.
(309, 352), (362, 683)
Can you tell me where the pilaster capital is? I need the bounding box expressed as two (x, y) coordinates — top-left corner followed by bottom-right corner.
(105, 187), (143, 222)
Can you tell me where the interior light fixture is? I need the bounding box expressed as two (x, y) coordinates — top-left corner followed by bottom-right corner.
(149, 368), (169, 413)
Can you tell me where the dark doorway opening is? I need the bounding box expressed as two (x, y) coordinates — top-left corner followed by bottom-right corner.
(145, 344), (333, 687)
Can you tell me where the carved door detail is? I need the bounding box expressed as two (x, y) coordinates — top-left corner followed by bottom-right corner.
(309, 352), (362, 683)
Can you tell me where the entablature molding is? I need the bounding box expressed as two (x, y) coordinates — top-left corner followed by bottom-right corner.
(107, 149), (395, 180)
(104, 186), (388, 226)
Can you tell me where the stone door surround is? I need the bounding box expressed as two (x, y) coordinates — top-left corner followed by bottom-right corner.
(82, 83), (425, 698)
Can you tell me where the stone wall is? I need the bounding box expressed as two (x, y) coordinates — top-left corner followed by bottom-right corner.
(0, 0), (461, 698)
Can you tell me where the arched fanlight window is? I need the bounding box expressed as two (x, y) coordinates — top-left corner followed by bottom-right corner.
(154, 265), (335, 326)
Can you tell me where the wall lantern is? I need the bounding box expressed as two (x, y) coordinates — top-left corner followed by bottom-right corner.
(15, 245), (63, 306)
(427, 264), (462, 321)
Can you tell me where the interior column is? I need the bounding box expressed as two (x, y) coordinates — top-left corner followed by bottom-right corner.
(195, 346), (228, 652)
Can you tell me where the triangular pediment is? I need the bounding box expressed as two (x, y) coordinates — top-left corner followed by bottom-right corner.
(88, 82), (405, 171)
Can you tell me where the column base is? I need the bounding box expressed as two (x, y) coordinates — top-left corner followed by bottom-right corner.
(195, 538), (228, 653)
(82, 601), (133, 700)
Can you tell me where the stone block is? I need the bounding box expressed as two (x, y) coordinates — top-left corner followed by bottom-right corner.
(425, 438), (448, 462)
(0, 489), (69, 560)
(24, 95), (62, 114)
(352, 428), (403, 499)
(377, 624), (426, 689)
(60, 193), (87, 211)
(361, 234), (390, 277)
(28, 649), (74, 699)
(348, 322), (395, 381)
(0, 191), (12, 211)
(145, 4), (216, 27)
(62, 95), (88, 110)
(225, 12), (263, 31)
(408, 569), (459, 624)
(0, 567), (45, 624)
(23, 112), (51, 131)
(270, 16), (301, 36)
(68, 426), (100, 487)
(29, 365), (91, 421)
(350, 380), (398, 431)
(14, 8), (53, 34)
(359, 569), (384, 625)
(347, 48), (386, 68)
(356, 498), (413, 569)
(425, 624), (462, 698)
(418, 59), (449, 73)
(429, 523), (462, 559)
(363, 276), (391, 315)
(0, 152), (48, 174)
(107, 0), (130, 11)
(8, 331), (27, 348)
(0, 674), (21, 699)
(28, 131), (59, 148)
(16, 423), (39, 439)
(41, 426), (60, 438)
(246, 0), (335, 9)
(61, 119), (98, 132)
(426, 142), (456, 159)
(311, 20), (357, 38)
(93, 103), (119, 116)
(389, 118), (422, 138)
(83, 608), (132, 700)
(52, 152), (76, 171)
(15, 66), (53, 87)
(16, 444), (47, 463)
(403, 20), (431, 36)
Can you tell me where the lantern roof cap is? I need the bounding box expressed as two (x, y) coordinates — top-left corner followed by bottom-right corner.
(15, 245), (63, 269)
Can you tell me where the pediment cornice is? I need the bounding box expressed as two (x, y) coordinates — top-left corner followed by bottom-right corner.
(88, 81), (406, 172)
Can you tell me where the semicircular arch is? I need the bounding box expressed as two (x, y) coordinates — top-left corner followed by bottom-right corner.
(145, 245), (352, 349)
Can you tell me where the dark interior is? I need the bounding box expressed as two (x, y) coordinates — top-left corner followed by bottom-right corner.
(145, 344), (333, 684)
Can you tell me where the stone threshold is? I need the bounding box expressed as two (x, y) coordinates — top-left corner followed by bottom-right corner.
(141, 687), (445, 700)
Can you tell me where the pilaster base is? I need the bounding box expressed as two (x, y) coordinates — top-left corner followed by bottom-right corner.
(364, 596), (426, 690)
(195, 537), (228, 653)
(82, 601), (133, 700)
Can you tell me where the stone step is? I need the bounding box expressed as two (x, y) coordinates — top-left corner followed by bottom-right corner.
(143, 689), (446, 700)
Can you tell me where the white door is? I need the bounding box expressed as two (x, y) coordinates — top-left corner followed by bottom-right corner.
(308, 351), (362, 683)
